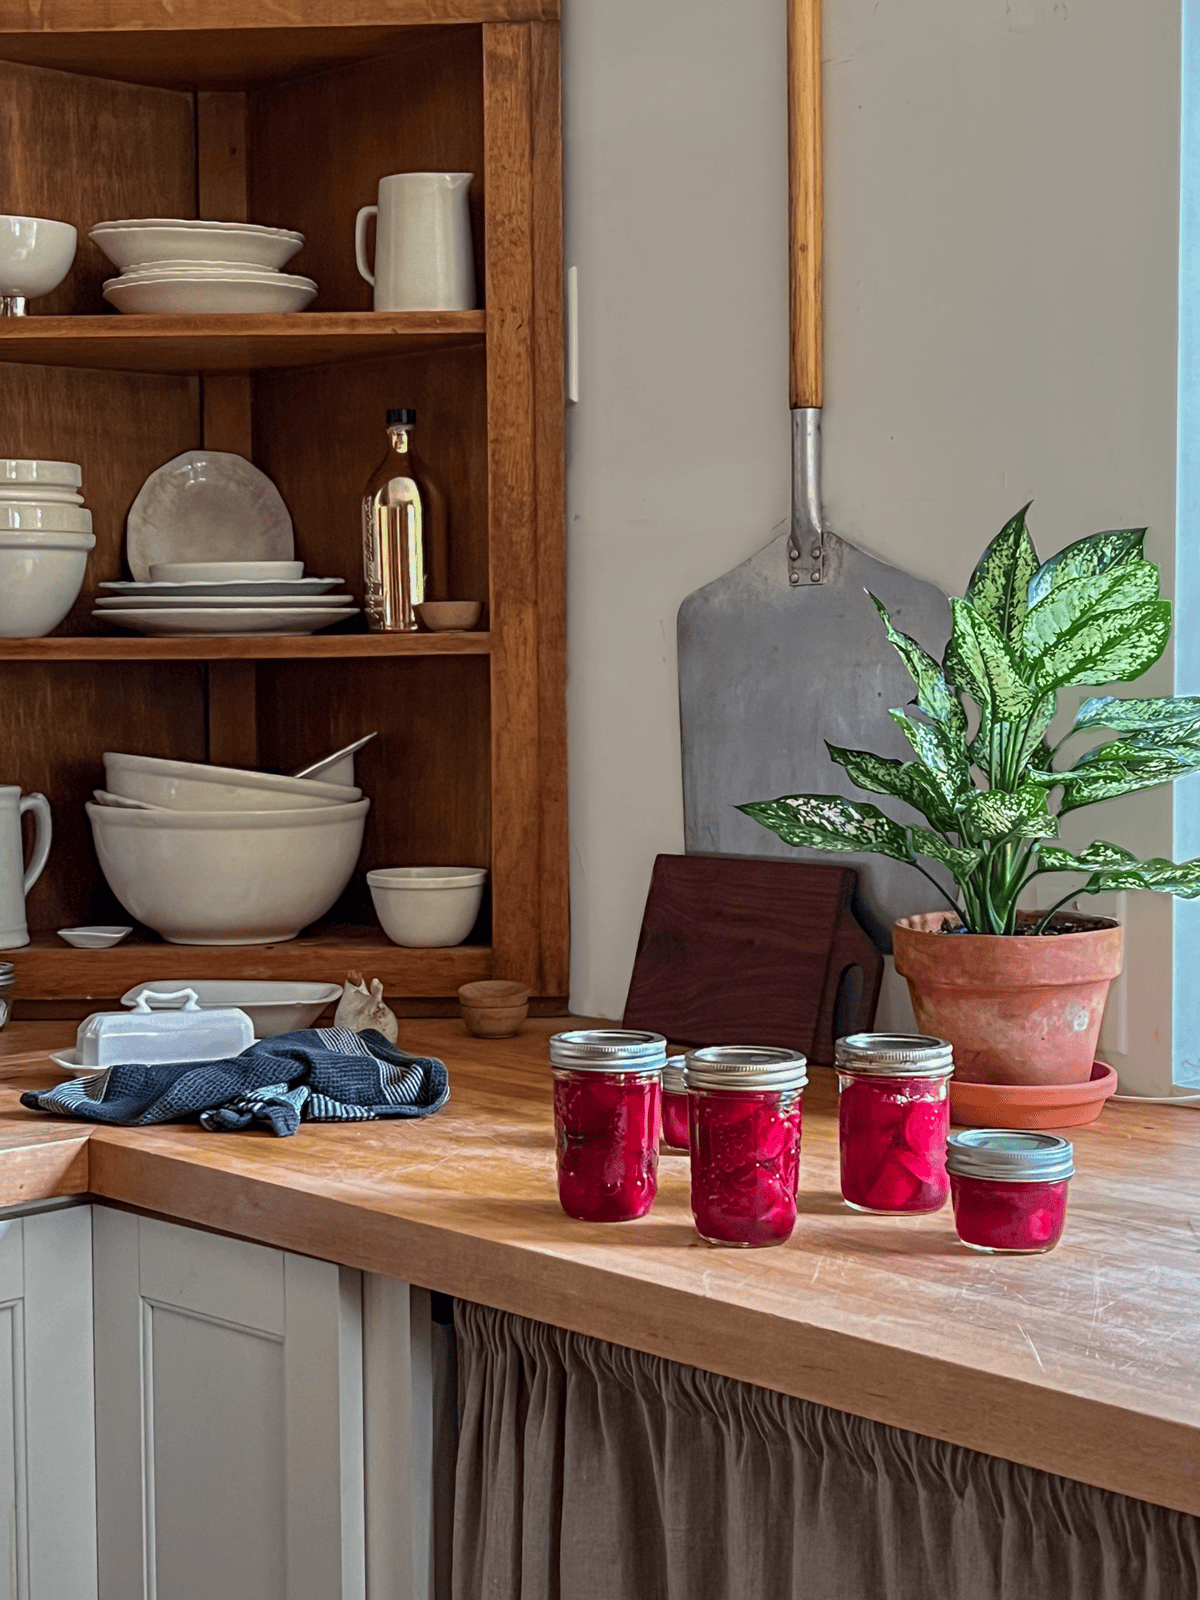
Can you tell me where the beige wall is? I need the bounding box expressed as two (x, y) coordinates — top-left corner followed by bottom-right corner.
(562, 0), (1180, 1090)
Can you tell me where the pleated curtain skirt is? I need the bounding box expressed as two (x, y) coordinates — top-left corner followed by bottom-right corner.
(450, 1300), (1200, 1600)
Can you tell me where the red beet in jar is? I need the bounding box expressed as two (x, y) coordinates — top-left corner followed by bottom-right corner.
(947, 1129), (1073, 1254)
(661, 1058), (690, 1150)
(685, 1046), (808, 1247)
(835, 1033), (953, 1215)
(550, 1029), (666, 1222)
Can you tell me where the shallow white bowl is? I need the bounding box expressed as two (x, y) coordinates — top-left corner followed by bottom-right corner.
(118, 258), (290, 280)
(0, 216), (77, 300)
(57, 926), (132, 949)
(291, 733), (377, 788)
(0, 533), (94, 637)
(103, 752), (360, 811)
(149, 561), (304, 583)
(92, 789), (163, 810)
(104, 274), (316, 315)
(90, 221), (304, 271)
(86, 799), (369, 945)
(367, 866), (487, 948)
(0, 459), (82, 490)
(0, 502), (92, 533)
(120, 979), (343, 1038)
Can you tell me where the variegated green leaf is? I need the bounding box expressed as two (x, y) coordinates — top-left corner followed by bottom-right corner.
(957, 781), (1058, 840)
(944, 599), (1037, 718)
(868, 593), (966, 735)
(1056, 755), (1195, 815)
(737, 794), (911, 859)
(909, 827), (982, 879)
(1026, 600), (1170, 692)
(1027, 527), (1147, 606)
(1072, 694), (1200, 734)
(964, 504), (1039, 645)
(1072, 728), (1200, 769)
(825, 744), (956, 832)
(888, 710), (973, 810)
(1035, 841), (1139, 873)
(1076, 856), (1200, 900)
(1021, 562), (1160, 669)
(1019, 692), (1059, 772)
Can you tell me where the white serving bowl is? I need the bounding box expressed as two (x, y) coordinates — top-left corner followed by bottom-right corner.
(0, 530), (94, 637)
(149, 560), (304, 583)
(86, 799), (370, 945)
(90, 220), (304, 272)
(0, 216), (77, 305)
(103, 273), (317, 316)
(103, 751), (360, 811)
(0, 502), (92, 533)
(120, 979), (342, 1038)
(367, 866), (487, 948)
(0, 459), (82, 489)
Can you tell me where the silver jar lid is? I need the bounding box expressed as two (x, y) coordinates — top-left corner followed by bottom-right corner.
(946, 1129), (1074, 1183)
(834, 1032), (953, 1077)
(662, 1057), (688, 1094)
(549, 1028), (666, 1073)
(683, 1045), (808, 1093)
(0, 962), (12, 990)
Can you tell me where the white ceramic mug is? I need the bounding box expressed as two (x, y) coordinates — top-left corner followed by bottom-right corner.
(0, 786), (51, 949)
(355, 172), (475, 312)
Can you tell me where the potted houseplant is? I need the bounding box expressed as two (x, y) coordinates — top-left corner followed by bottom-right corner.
(739, 507), (1200, 1085)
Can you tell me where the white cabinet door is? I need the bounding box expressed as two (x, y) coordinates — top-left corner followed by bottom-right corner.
(0, 1206), (97, 1600)
(93, 1211), (365, 1600)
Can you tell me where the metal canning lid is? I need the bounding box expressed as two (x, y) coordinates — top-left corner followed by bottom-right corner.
(683, 1045), (808, 1093)
(946, 1129), (1074, 1183)
(662, 1058), (688, 1095)
(834, 1032), (953, 1077)
(548, 1028), (666, 1073)
(0, 962), (13, 988)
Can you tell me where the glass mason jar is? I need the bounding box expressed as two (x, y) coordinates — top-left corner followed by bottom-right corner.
(948, 1129), (1073, 1253)
(661, 1057), (689, 1151)
(835, 1033), (954, 1214)
(550, 1029), (666, 1222)
(685, 1046), (808, 1248)
(0, 962), (11, 1031)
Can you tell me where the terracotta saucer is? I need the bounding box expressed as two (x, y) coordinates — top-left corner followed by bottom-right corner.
(949, 1061), (1118, 1130)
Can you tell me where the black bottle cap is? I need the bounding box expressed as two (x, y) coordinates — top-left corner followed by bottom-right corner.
(386, 408), (417, 426)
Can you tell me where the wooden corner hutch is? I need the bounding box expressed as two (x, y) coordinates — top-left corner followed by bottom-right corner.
(0, 0), (567, 1015)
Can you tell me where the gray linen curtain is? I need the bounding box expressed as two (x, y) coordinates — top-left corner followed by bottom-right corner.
(451, 1299), (1200, 1600)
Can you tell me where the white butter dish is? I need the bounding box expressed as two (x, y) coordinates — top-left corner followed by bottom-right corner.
(75, 987), (254, 1067)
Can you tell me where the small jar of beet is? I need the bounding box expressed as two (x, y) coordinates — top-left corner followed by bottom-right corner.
(684, 1045), (807, 1247)
(947, 1129), (1073, 1254)
(835, 1033), (953, 1215)
(550, 1029), (666, 1222)
(661, 1058), (690, 1150)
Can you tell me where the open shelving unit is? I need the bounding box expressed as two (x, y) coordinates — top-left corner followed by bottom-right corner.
(0, 0), (567, 1012)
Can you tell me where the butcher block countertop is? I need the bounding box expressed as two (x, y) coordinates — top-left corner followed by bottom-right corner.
(0, 1017), (1197, 1516)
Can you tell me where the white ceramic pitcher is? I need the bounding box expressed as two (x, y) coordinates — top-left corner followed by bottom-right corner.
(355, 172), (476, 312)
(0, 786), (50, 949)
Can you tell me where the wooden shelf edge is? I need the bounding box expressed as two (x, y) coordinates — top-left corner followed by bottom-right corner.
(0, 631), (492, 660)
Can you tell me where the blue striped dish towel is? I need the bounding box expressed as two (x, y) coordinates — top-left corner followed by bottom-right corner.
(20, 1027), (448, 1138)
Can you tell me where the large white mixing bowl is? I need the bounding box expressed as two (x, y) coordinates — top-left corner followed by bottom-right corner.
(86, 799), (369, 944)
(103, 752), (360, 811)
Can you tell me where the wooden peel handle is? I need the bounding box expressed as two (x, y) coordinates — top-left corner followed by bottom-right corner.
(789, 0), (823, 410)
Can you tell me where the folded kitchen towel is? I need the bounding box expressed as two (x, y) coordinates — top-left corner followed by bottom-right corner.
(20, 1026), (448, 1138)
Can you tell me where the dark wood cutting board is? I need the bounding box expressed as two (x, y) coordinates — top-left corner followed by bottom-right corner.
(621, 853), (882, 1065)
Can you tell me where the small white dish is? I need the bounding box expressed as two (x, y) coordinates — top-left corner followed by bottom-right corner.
(0, 502), (92, 533)
(103, 274), (317, 316)
(56, 925), (133, 948)
(291, 733), (378, 787)
(0, 216), (77, 311)
(120, 979), (343, 1039)
(90, 220), (304, 272)
(149, 560), (304, 583)
(126, 450), (293, 584)
(93, 605), (358, 636)
(367, 865), (487, 948)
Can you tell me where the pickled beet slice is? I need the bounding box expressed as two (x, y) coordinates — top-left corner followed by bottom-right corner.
(661, 1091), (690, 1150)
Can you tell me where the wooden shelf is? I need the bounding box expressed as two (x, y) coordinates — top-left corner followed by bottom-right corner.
(0, 312), (486, 374)
(7, 930), (493, 1001)
(0, 632), (492, 661)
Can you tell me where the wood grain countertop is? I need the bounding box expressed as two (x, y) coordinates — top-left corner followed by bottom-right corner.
(0, 1017), (1197, 1516)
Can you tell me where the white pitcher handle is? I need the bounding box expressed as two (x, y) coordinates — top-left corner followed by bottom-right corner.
(355, 205), (377, 287)
(18, 793), (50, 897)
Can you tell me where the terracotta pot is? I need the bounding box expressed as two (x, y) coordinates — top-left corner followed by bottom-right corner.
(892, 912), (1123, 1086)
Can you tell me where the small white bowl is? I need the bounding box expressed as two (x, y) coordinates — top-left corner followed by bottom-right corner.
(57, 926), (132, 949)
(149, 560), (304, 583)
(0, 216), (77, 304)
(0, 532), (95, 637)
(367, 866), (487, 948)
(0, 502), (92, 533)
(0, 459), (82, 490)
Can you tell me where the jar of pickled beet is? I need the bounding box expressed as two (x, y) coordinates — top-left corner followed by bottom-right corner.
(684, 1045), (807, 1247)
(835, 1033), (953, 1214)
(550, 1029), (666, 1222)
(661, 1057), (690, 1150)
(947, 1129), (1073, 1253)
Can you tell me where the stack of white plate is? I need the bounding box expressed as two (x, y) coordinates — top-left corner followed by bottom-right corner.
(90, 219), (316, 315)
(92, 559), (358, 636)
(0, 458), (96, 638)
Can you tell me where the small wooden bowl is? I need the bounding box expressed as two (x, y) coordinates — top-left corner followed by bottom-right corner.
(417, 601), (483, 632)
(949, 1061), (1118, 1130)
(458, 980), (530, 1039)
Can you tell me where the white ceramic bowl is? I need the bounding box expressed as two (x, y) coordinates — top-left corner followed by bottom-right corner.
(104, 275), (316, 315)
(367, 866), (487, 948)
(120, 979), (342, 1038)
(103, 752), (360, 811)
(0, 502), (92, 533)
(86, 799), (369, 945)
(92, 789), (164, 810)
(90, 221), (304, 272)
(149, 561), (304, 583)
(0, 216), (77, 301)
(118, 259), (288, 280)
(0, 531), (94, 637)
(291, 733), (377, 788)
(0, 459), (82, 490)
